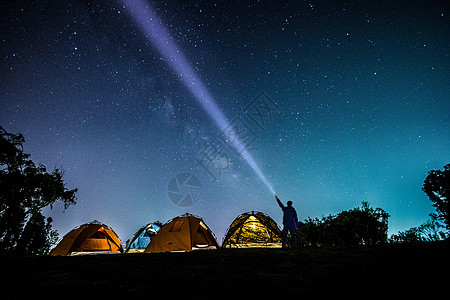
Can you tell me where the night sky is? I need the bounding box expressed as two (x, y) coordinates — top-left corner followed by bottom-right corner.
(1, 0), (448, 244)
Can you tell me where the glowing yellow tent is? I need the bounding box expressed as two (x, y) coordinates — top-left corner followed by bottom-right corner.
(50, 221), (123, 256)
(144, 214), (218, 253)
(222, 211), (284, 248)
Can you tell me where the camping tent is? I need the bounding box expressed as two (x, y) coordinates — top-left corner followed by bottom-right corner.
(50, 221), (123, 256)
(125, 222), (161, 253)
(144, 214), (218, 253)
(222, 211), (284, 248)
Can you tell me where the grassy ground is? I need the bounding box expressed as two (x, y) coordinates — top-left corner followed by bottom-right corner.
(2, 241), (448, 297)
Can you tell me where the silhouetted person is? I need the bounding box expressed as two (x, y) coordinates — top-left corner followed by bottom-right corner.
(275, 194), (298, 249)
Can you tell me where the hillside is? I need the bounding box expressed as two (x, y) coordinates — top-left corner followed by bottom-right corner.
(2, 241), (448, 297)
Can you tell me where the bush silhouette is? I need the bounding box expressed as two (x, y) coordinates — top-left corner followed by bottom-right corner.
(297, 202), (389, 247)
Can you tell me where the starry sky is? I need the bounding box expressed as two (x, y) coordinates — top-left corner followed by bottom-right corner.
(1, 0), (448, 244)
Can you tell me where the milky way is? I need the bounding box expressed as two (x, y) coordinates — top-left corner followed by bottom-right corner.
(1, 0), (448, 243)
(118, 0), (275, 195)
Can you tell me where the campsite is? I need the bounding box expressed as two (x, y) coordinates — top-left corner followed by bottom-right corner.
(47, 212), (288, 256)
(1, 0), (449, 296)
(3, 241), (448, 297)
(5, 210), (448, 296)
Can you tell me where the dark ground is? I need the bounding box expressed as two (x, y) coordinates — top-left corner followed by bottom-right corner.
(2, 242), (448, 297)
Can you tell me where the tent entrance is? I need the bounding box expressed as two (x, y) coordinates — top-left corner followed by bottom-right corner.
(77, 228), (121, 252)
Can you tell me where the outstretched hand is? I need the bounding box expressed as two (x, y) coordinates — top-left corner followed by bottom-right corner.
(274, 194), (279, 200)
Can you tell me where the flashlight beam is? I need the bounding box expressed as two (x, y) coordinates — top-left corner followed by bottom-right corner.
(119, 0), (275, 194)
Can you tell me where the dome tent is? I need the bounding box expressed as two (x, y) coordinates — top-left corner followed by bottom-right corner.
(50, 221), (123, 256)
(144, 214), (218, 253)
(125, 221), (162, 253)
(222, 211), (284, 248)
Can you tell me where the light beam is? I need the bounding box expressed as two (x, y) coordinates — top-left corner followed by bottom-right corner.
(118, 0), (275, 194)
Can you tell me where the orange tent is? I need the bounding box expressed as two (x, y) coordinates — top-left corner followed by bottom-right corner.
(50, 221), (123, 256)
(144, 214), (218, 253)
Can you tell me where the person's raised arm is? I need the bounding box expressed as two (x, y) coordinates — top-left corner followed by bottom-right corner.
(275, 194), (285, 209)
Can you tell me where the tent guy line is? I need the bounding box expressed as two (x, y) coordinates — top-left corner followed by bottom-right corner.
(117, 0), (276, 195)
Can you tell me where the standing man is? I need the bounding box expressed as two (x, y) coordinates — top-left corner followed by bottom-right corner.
(275, 194), (298, 249)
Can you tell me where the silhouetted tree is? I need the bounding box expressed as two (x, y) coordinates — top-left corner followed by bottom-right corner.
(418, 219), (448, 241)
(423, 164), (449, 230)
(389, 227), (423, 243)
(389, 219), (448, 243)
(0, 126), (77, 255)
(15, 213), (58, 255)
(296, 202), (389, 247)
